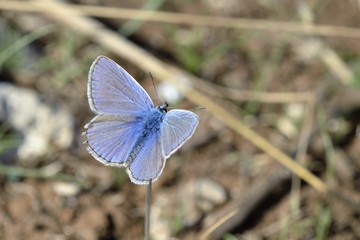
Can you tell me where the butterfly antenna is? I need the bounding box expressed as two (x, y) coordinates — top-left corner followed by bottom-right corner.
(167, 106), (206, 110)
(149, 72), (161, 105)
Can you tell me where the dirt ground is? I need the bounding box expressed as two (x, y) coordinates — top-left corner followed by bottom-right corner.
(0, 0), (360, 239)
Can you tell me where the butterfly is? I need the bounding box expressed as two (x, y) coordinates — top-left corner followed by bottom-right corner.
(84, 56), (199, 185)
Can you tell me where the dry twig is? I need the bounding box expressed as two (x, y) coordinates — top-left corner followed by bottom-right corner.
(0, 1), (359, 39)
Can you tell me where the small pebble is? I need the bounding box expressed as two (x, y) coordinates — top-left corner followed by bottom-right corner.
(53, 182), (80, 197)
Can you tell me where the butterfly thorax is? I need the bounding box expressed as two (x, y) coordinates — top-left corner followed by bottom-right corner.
(126, 108), (166, 163)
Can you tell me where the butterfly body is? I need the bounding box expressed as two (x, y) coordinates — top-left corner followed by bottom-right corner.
(127, 107), (165, 163)
(84, 56), (199, 185)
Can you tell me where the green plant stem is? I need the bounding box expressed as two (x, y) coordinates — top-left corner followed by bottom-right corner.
(0, 164), (90, 189)
(0, 25), (54, 69)
(317, 107), (335, 188)
(120, 0), (168, 36)
(145, 179), (152, 240)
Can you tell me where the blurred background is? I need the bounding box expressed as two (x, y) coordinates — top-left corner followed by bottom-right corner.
(0, 0), (360, 239)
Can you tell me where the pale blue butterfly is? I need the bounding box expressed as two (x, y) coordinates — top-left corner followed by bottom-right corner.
(84, 56), (199, 185)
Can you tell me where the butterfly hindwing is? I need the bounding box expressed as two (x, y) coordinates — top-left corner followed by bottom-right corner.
(127, 130), (164, 185)
(160, 110), (199, 158)
(85, 114), (145, 167)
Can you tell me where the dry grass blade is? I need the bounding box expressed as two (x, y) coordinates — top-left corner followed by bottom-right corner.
(28, 0), (327, 194)
(0, 1), (360, 39)
(207, 82), (314, 103)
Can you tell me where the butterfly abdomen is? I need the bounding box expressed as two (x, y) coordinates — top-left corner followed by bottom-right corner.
(126, 109), (165, 163)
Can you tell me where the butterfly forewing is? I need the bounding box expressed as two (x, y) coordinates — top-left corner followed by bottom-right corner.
(160, 110), (199, 158)
(88, 56), (154, 115)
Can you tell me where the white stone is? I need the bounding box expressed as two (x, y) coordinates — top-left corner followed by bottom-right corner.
(0, 83), (74, 162)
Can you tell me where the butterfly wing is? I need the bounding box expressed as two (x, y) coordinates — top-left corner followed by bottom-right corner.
(88, 55), (154, 115)
(160, 110), (199, 158)
(85, 114), (145, 166)
(127, 131), (164, 185)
